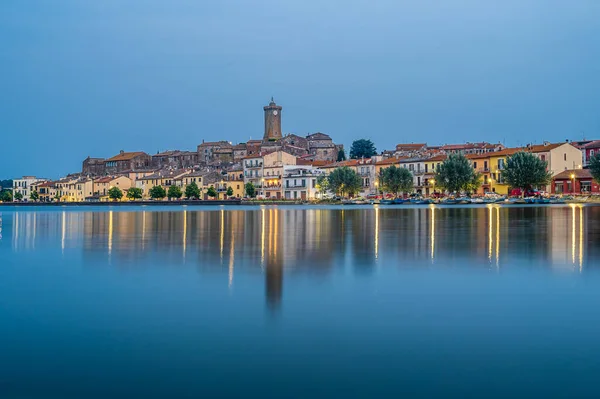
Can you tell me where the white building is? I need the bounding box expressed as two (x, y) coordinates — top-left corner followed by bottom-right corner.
(13, 176), (47, 201)
(283, 166), (324, 200)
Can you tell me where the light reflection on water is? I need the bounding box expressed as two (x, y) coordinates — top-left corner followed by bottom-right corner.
(0, 205), (599, 398)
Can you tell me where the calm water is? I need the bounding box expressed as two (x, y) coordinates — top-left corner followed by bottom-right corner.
(1, 205), (600, 398)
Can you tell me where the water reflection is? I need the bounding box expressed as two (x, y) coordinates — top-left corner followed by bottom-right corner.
(3, 206), (600, 306)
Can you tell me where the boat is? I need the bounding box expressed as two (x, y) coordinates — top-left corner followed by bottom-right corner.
(380, 199), (393, 205)
(456, 197), (471, 204)
(392, 198), (407, 204)
(439, 198), (459, 205)
(548, 196), (565, 204)
(413, 198), (434, 205)
(341, 199), (354, 205)
(351, 198), (369, 205)
(470, 197), (484, 204)
(534, 198), (550, 204)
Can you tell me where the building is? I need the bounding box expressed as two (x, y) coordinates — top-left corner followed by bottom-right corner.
(243, 151), (297, 198)
(151, 150), (198, 169)
(283, 166), (325, 200)
(394, 143), (428, 157)
(92, 176), (133, 201)
(197, 141), (233, 164)
(105, 151), (151, 174)
(440, 142), (505, 155)
(264, 97), (283, 141)
(12, 176), (47, 201)
(33, 181), (57, 202)
(577, 140), (600, 167)
(552, 169), (599, 194)
(137, 170), (190, 198)
(82, 157), (106, 176)
(321, 158), (376, 197)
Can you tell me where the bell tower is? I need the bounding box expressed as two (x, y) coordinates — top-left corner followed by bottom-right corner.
(263, 97), (282, 141)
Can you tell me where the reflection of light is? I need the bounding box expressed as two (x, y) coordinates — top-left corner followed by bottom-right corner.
(571, 205), (576, 265)
(375, 206), (379, 259)
(142, 211), (146, 249)
(220, 209), (224, 262)
(488, 205), (493, 261)
(33, 213), (36, 248)
(579, 206), (583, 272)
(430, 205), (435, 261)
(228, 225), (235, 288)
(261, 208), (265, 265)
(268, 209), (273, 257)
(14, 212), (19, 250)
(496, 206), (500, 268)
(61, 211), (65, 252)
(274, 209), (278, 258)
(108, 210), (113, 256)
(183, 210), (187, 258)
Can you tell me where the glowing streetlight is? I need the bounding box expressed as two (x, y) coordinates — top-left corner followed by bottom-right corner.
(571, 173), (576, 194)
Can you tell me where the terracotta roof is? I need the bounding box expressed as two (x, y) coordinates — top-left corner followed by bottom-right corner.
(106, 151), (147, 162)
(35, 181), (55, 188)
(395, 143), (426, 151)
(198, 141), (232, 148)
(427, 154), (447, 162)
(554, 169), (592, 180)
(94, 176), (114, 183)
(582, 140), (600, 149)
(306, 132), (332, 140)
(375, 157), (408, 166)
(488, 143), (569, 157)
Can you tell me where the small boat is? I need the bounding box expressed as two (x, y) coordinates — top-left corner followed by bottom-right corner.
(392, 198), (407, 204)
(534, 198), (550, 204)
(549, 196), (565, 204)
(380, 199), (394, 205)
(440, 198), (459, 205)
(341, 199), (354, 205)
(351, 198), (369, 205)
(456, 197), (471, 204)
(470, 198), (484, 204)
(524, 197), (536, 204)
(413, 198), (434, 205)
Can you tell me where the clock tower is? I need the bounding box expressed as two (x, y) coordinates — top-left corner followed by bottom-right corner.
(263, 97), (282, 141)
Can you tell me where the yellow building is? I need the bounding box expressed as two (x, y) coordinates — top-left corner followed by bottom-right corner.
(93, 176), (133, 201)
(137, 170), (190, 199)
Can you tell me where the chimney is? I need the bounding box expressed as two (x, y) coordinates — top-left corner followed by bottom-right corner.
(120, 150), (124, 154)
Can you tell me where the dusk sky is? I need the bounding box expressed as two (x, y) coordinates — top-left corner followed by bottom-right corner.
(2, 0), (599, 178)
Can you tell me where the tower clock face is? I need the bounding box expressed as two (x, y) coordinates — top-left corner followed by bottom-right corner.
(272, 110), (278, 116)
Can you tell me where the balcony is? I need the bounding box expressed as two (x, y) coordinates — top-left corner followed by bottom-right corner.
(264, 184), (282, 190)
(245, 162), (263, 168)
(285, 184), (306, 189)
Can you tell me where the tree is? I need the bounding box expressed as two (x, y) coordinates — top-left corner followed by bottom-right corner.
(126, 187), (143, 200)
(29, 190), (39, 202)
(589, 153), (600, 183)
(245, 182), (256, 198)
(337, 149), (347, 162)
(14, 192), (23, 201)
(434, 153), (477, 194)
(54, 193), (61, 202)
(185, 182), (201, 199)
(149, 185), (166, 200)
(380, 166), (413, 197)
(502, 151), (552, 196)
(465, 172), (483, 195)
(206, 186), (217, 198)
(0, 190), (12, 202)
(108, 186), (123, 201)
(167, 185), (183, 200)
(349, 139), (377, 159)
(316, 175), (330, 198)
(226, 186), (234, 198)
(328, 166), (362, 197)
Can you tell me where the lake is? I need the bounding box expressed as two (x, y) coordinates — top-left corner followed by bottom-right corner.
(1, 204), (600, 398)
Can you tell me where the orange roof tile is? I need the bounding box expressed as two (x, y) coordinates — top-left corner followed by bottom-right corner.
(554, 169), (592, 180)
(106, 151), (147, 162)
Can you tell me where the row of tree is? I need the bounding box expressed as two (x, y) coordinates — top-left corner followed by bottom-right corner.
(105, 183), (233, 201)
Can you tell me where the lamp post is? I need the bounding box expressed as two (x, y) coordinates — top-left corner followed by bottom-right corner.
(429, 178), (435, 198)
(570, 173), (576, 194)
(374, 180), (379, 196)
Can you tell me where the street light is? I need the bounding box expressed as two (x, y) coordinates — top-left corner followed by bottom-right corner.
(429, 178), (435, 197)
(571, 173), (576, 194)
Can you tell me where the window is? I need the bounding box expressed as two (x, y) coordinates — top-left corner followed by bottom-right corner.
(581, 181), (592, 193)
(301, 179), (306, 187)
(498, 159), (505, 170)
(567, 181), (572, 192)
(484, 161), (488, 170)
(564, 153), (566, 161)
(473, 162), (477, 169)
(312, 179), (316, 188)
(591, 150), (595, 158)
(555, 182), (564, 194)
(540, 155), (546, 162)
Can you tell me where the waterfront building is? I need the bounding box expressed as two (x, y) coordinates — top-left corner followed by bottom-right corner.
(136, 169), (191, 198)
(243, 151), (296, 198)
(321, 158), (376, 197)
(151, 150), (198, 169)
(577, 140), (600, 167)
(12, 176), (47, 201)
(92, 176), (133, 201)
(552, 169), (600, 194)
(282, 166), (325, 200)
(32, 181), (57, 202)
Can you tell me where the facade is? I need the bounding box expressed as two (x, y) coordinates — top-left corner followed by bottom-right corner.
(283, 166), (324, 200)
(263, 98), (283, 141)
(151, 150), (198, 169)
(82, 157), (106, 176)
(394, 143), (428, 157)
(105, 151), (151, 174)
(92, 176), (133, 201)
(33, 181), (57, 202)
(440, 142), (505, 155)
(552, 169), (599, 194)
(13, 176), (46, 201)
(137, 170), (190, 198)
(197, 141), (233, 164)
(578, 140), (600, 167)
(243, 151), (296, 198)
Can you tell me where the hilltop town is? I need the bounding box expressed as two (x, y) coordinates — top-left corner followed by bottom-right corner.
(4, 98), (600, 203)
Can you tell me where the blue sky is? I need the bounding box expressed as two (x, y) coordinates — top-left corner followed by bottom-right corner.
(1, 0), (599, 178)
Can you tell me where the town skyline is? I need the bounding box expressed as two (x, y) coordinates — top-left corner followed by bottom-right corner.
(2, 1), (600, 178)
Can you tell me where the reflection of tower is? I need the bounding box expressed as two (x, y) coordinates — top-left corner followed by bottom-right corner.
(264, 209), (283, 310)
(263, 98), (282, 141)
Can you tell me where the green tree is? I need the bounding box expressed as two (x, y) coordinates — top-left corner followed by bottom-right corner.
(226, 186), (234, 197)
(349, 139), (377, 159)
(380, 165), (413, 197)
(108, 186), (123, 201)
(434, 153), (477, 194)
(29, 190), (39, 202)
(206, 186), (217, 198)
(185, 182), (201, 199)
(149, 185), (166, 200)
(328, 166), (362, 197)
(167, 185), (183, 200)
(589, 153), (600, 183)
(126, 187), (143, 200)
(245, 182), (256, 198)
(337, 149), (347, 162)
(0, 190), (12, 202)
(502, 151), (552, 196)
(14, 191), (23, 201)
(54, 193), (61, 202)
(316, 175), (330, 198)
(465, 172), (483, 195)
